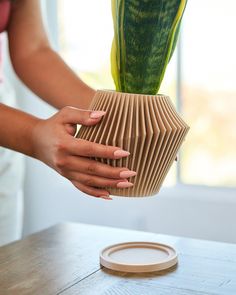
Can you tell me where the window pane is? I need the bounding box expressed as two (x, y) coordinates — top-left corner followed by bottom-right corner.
(58, 0), (114, 89)
(58, 0), (178, 186)
(181, 0), (236, 187)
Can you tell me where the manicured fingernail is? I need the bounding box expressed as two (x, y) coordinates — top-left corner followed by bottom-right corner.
(117, 182), (134, 188)
(90, 111), (106, 119)
(100, 195), (112, 200)
(119, 170), (137, 178)
(114, 149), (130, 158)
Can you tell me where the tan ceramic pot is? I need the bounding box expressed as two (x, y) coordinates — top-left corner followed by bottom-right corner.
(77, 90), (189, 197)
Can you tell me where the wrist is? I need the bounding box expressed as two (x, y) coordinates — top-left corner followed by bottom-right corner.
(29, 117), (45, 160)
(0, 103), (43, 159)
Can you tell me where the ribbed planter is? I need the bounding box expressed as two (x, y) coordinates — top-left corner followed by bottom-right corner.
(77, 90), (189, 197)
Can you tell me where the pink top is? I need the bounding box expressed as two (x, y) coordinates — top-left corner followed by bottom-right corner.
(0, 0), (11, 82)
(0, 0), (11, 33)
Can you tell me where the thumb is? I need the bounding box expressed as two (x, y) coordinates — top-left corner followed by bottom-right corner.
(58, 106), (106, 125)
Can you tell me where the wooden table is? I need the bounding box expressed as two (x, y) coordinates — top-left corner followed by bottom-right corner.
(0, 223), (235, 295)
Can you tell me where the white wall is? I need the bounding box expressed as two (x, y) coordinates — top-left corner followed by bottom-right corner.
(22, 147), (236, 244)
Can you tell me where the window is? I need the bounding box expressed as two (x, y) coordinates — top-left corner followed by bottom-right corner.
(56, 0), (236, 188)
(180, 0), (236, 187)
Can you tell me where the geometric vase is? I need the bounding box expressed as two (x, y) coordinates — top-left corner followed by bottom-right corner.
(77, 90), (190, 197)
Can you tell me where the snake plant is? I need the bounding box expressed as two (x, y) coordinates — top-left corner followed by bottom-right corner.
(111, 0), (188, 95)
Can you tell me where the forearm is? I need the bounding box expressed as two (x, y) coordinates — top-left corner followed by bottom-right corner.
(7, 0), (95, 110)
(0, 103), (40, 157)
(11, 47), (96, 110)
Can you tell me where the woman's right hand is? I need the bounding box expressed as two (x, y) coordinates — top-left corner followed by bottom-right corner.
(31, 106), (136, 200)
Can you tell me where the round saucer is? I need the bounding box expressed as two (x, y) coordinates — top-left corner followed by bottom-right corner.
(100, 241), (178, 273)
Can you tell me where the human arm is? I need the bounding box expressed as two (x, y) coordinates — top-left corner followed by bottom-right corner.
(3, 0), (136, 199)
(0, 104), (136, 199)
(7, 0), (94, 110)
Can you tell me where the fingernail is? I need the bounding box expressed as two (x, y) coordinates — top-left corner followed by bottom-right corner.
(90, 111), (106, 119)
(120, 170), (137, 178)
(100, 195), (112, 200)
(117, 182), (134, 188)
(114, 150), (130, 158)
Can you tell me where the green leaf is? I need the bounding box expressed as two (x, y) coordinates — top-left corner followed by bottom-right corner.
(111, 0), (188, 94)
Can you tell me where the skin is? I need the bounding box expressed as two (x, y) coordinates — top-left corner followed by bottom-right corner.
(0, 0), (137, 200)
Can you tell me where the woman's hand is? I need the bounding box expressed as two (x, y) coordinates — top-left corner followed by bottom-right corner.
(32, 106), (136, 200)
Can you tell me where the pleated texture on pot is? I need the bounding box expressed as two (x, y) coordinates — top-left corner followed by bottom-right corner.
(77, 90), (189, 197)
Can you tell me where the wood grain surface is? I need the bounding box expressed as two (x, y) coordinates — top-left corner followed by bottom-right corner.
(0, 223), (235, 295)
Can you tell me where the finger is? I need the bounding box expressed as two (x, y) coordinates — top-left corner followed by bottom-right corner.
(71, 180), (112, 200)
(67, 156), (137, 179)
(68, 172), (133, 189)
(69, 138), (130, 159)
(58, 106), (106, 126)
(65, 123), (77, 136)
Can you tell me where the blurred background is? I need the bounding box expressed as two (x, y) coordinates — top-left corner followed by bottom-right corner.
(3, 0), (236, 243)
